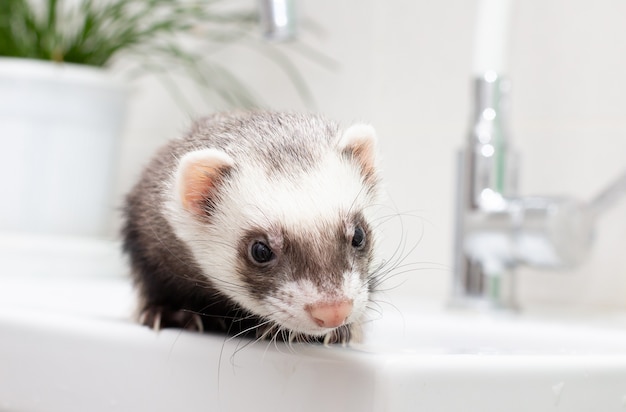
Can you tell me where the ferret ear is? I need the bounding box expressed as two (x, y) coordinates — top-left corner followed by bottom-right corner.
(175, 148), (234, 216)
(337, 123), (378, 183)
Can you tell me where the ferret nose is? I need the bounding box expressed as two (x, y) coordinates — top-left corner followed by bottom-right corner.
(306, 300), (353, 328)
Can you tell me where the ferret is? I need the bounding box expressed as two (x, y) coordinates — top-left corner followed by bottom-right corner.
(122, 112), (381, 344)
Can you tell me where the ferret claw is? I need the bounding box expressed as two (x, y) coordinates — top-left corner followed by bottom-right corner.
(138, 306), (204, 332)
(153, 310), (162, 332)
(193, 314), (205, 332)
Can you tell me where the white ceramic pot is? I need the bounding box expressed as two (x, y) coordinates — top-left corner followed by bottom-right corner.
(0, 58), (127, 238)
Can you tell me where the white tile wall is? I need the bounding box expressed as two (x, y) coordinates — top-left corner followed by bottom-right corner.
(113, 0), (626, 310)
(510, 0), (626, 309)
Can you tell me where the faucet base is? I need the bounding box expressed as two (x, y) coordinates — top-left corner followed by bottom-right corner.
(450, 256), (519, 312)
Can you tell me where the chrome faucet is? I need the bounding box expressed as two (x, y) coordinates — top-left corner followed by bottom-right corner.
(451, 71), (626, 310)
(258, 0), (297, 41)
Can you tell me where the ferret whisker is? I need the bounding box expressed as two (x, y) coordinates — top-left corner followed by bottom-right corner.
(368, 209), (415, 231)
(260, 324), (285, 360)
(375, 233), (410, 281)
(373, 297), (405, 322)
(369, 262), (438, 283)
(230, 329), (271, 363)
(366, 306), (384, 322)
(269, 328), (281, 351)
(287, 329), (296, 349)
(366, 208), (433, 293)
(222, 321), (266, 365)
(369, 261), (450, 291)
(260, 323), (278, 341)
(279, 328), (289, 347)
(365, 299), (385, 315)
(227, 319), (275, 344)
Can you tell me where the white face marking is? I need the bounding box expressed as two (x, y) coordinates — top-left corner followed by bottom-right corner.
(165, 145), (379, 334)
(233, 152), (370, 228)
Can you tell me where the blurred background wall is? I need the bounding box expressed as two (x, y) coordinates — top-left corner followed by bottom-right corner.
(114, 0), (626, 310)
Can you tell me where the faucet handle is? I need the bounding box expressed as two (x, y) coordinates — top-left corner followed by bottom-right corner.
(464, 196), (594, 270)
(511, 169), (626, 268)
(588, 170), (626, 220)
(513, 197), (594, 268)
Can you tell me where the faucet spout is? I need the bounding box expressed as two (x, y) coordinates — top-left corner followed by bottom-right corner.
(451, 72), (519, 310)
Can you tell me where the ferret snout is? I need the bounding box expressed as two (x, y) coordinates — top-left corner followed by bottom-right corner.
(305, 300), (353, 328)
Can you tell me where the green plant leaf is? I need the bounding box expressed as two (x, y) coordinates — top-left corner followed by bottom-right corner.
(0, 0), (331, 110)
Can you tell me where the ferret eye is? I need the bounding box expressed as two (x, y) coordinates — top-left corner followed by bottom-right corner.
(351, 225), (366, 249)
(249, 241), (274, 265)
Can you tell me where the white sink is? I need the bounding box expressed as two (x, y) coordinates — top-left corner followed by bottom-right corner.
(2, 236), (626, 412)
(3, 295), (626, 412)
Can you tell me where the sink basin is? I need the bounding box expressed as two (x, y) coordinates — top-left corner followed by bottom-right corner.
(2, 293), (626, 412)
(1, 236), (626, 412)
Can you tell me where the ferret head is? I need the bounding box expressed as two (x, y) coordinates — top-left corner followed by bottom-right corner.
(166, 118), (381, 339)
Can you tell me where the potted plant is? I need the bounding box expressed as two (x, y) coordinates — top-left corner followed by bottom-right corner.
(0, 0), (313, 238)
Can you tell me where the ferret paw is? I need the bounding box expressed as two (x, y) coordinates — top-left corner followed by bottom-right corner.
(138, 306), (204, 332)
